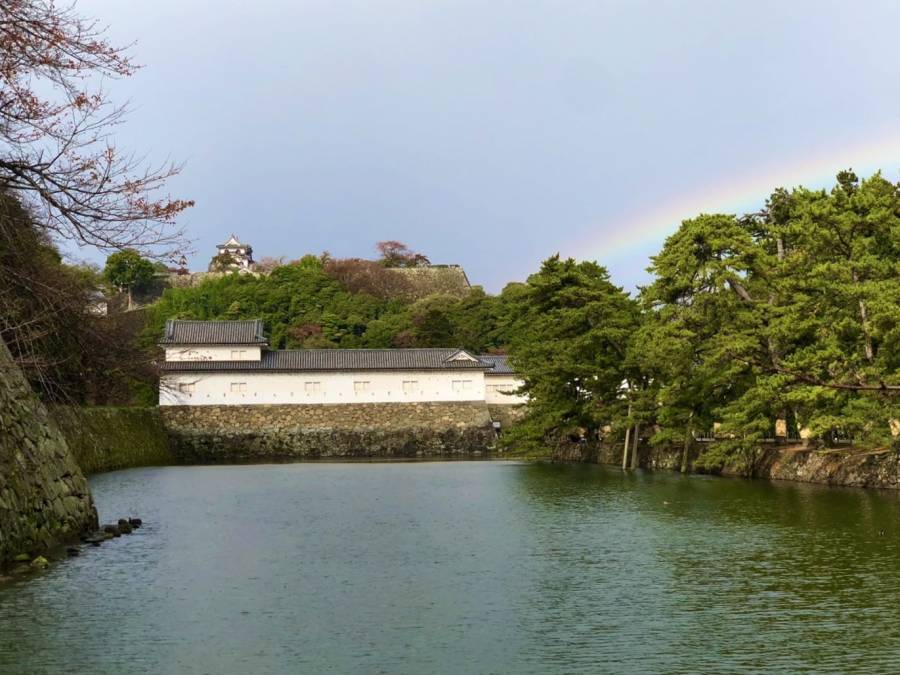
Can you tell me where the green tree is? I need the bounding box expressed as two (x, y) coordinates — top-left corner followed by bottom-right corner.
(104, 249), (156, 310)
(637, 213), (760, 470)
(505, 256), (639, 451)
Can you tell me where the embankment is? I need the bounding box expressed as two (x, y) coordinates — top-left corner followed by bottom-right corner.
(0, 341), (97, 564)
(162, 402), (498, 460)
(53, 406), (176, 475)
(553, 441), (900, 489)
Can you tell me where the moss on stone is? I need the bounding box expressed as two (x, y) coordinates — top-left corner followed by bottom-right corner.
(52, 406), (175, 475)
(0, 341), (98, 565)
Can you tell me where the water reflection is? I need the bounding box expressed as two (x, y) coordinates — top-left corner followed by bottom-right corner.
(511, 463), (900, 673)
(0, 462), (898, 674)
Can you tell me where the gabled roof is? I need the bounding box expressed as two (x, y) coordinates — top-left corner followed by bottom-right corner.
(478, 354), (515, 375)
(217, 234), (249, 248)
(161, 319), (268, 345)
(160, 348), (491, 372)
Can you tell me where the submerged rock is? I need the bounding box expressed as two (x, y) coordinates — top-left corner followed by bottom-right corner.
(66, 547), (80, 557)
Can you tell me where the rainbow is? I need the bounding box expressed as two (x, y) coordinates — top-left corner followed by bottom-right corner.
(574, 130), (900, 262)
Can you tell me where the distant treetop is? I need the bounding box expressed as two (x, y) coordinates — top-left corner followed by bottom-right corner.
(376, 241), (431, 268)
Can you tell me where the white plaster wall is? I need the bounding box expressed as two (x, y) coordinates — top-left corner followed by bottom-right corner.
(484, 375), (527, 405)
(160, 370), (486, 406)
(164, 346), (262, 362)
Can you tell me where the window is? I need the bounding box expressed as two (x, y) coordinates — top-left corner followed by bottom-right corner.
(353, 381), (370, 394)
(230, 349), (247, 360)
(305, 381), (322, 393)
(402, 380), (418, 394)
(178, 382), (195, 394)
(452, 380), (473, 392)
(230, 382), (248, 393)
(486, 384), (499, 393)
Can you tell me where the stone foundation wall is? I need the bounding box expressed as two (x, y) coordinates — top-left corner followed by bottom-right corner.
(53, 406), (176, 475)
(744, 445), (900, 489)
(162, 402), (498, 460)
(554, 439), (900, 490)
(0, 342), (97, 564)
(487, 405), (526, 432)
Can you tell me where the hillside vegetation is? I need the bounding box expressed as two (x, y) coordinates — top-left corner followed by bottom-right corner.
(147, 254), (523, 354)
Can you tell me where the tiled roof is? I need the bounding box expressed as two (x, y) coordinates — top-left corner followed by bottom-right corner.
(479, 354), (515, 375)
(161, 348), (491, 372)
(160, 320), (267, 345)
(218, 234), (248, 248)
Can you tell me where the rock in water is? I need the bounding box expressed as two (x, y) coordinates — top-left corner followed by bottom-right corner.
(102, 524), (121, 537)
(66, 547), (80, 557)
(129, 518), (143, 528)
(30, 556), (49, 569)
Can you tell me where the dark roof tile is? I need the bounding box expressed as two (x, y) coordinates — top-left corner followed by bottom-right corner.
(478, 354), (515, 375)
(161, 320), (267, 345)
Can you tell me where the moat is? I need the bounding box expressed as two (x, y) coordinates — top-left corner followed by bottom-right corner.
(1, 461), (899, 674)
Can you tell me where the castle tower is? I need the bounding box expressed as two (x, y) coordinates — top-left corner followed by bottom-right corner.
(210, 234), (254, 272)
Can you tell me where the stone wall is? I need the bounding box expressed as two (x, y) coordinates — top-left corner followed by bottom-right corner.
(0, 341), (97, 564)
(487, 405), (526, 432)
(745, 445), (900, 489)
(53, 406), (176, 475)
(387, 266), (472, 300)
(553, 440), (900, 489)
(162, 402), (498, 460)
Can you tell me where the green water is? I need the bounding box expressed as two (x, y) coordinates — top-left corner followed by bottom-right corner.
(1, 462), (898, 674)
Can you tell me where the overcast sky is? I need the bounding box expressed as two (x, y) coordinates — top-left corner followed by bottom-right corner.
(77, 0), (900, 292)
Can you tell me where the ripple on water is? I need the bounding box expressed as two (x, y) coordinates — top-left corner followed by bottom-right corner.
(1, 462), (899, 674)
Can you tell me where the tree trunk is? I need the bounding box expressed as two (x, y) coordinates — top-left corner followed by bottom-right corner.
(851, 270), (874, 362)
(859, 298), (874, 362)
(126, 286), (133, 311)
(622, 401), (632, 470)
(680, 414), (693, 474)
(630, 422), (640, 470)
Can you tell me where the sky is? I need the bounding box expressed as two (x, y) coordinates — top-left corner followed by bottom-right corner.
(76, 0), (900, 292)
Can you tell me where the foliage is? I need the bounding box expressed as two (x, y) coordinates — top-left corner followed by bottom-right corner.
(502, 256), (639, 450)
(145, 171), (900, 460)
(104, 249), (156, 295)
(375, 240), (430, 267)
(148, 260), (523, 355)
(637, 171), (900, 465)
(324, 257), (413, 299)
(209, 252), (238, 272)
(0, 192), (156, 404)
(0, 0), (191, 255)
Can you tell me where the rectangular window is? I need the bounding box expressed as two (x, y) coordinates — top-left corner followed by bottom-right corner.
(230, 350), (247, 360)
(304, 381), (322, 393)
(486, 384), (499, 393)
(178, 382), (195, 394)
(353, 381), (370, 393)
(452, 380), (473, 392)
(230, 382), (247, 393)
(402, 380), (418, 394)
